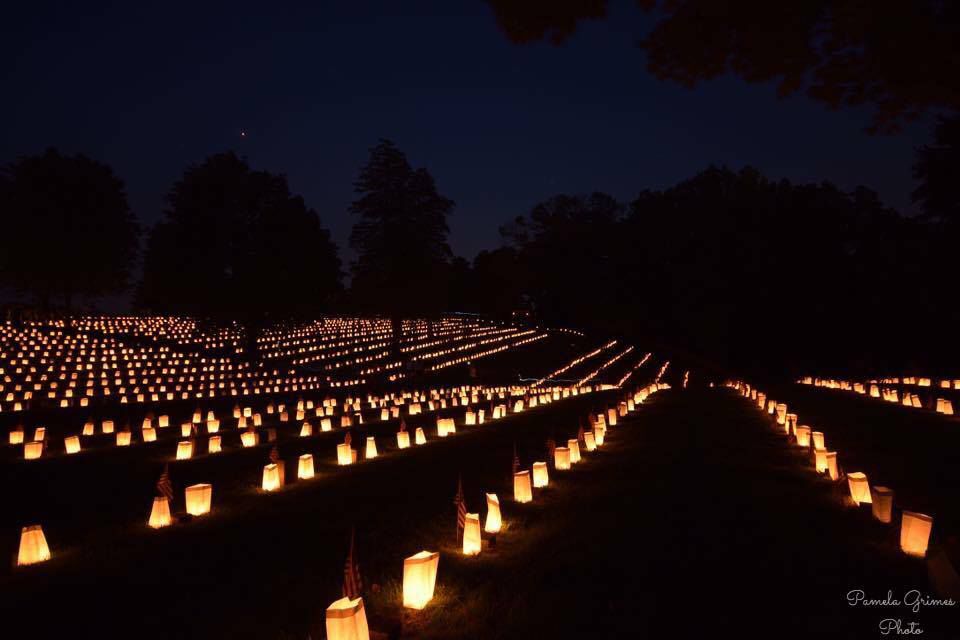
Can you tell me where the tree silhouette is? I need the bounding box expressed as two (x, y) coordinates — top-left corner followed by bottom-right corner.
(913, 116), (960, 223)
(348, 139), (455, 317)
(0, 148), (139, 310)
(486, 0), (960, 133)
(446, 256), (474, 312)
(501, 192), (622, 327)
(483, 1), (960, 375)
(470, 247), (529, 317)
(138, 152), (341, 324)
(486, 0), (608, 45)
(492, 166), (950, 378)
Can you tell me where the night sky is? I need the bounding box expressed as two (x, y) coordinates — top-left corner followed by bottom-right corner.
(2, 1), (933, 264)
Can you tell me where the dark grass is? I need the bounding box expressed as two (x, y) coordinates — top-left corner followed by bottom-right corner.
(3, 386), (953, 638)
(762, 382), (960, 541)
(395, 388), (953, 639)
(0, 385), (620, 638)
(0, 332), (596, 584)
(0, 332), (597, 548)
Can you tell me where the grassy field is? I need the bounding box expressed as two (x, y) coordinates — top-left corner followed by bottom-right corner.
(3, 383), (954, 638)
(0, 331), (626, 546)
(763, 382), (960, 545)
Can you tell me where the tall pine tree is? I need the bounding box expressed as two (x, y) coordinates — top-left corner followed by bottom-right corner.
(349, 140), (455, 316)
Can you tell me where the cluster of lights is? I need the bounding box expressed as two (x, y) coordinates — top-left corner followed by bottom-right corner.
(530, 340), (616, 388)
(428, 331), (547, 371)
(401, 325), (515, 354)
(576, 346), (634, 387)
(0, 319), (330, 412)
(614, 352), (652, 388)
(728, 381), (934, 559)
(798, 376), (955, 415)
(261, 318), (510, 369)
(261, 319), (542, 381)
(9, 379), (550, 461)
(14, 367), (653, 568)
(407, 326), (523, 360)
(331, 377), (668, 637)
(0, 317), (561, 414)
(9, 312), (669, 636)
(654, 360), (670, 384)
(259, 318), (392, 359)
(74, 316), (243, 351)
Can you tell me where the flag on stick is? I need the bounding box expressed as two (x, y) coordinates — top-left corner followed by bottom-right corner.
(269, 445), (280, 464)
(343, 527), (363, 599)
(511, 442), (520, 475)
(454, 474), (467, 542)
(156, 464), (174, 503)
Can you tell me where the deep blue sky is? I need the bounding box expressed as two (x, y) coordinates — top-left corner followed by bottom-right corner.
(2, 0), (933, 265)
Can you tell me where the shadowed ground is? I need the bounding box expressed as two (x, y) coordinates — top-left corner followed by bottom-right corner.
(435, 387), (952, 639)
(763, 381), (960, 539)
(2, 387), (953, 638)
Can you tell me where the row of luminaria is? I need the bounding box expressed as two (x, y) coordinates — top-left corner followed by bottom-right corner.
(729, 381), (934, 558)
(326, 381), (667, 639)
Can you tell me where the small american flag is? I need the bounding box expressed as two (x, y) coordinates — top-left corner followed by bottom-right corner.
(269, 445), (279, 464)
(342, 528), (362, 600)
(454, 474), (466, 542)
(156, 464), (174, 503)
(399, 418), (407, 433)
(344, 431), (352, 447)
(577, 420), (585, 444)
(511, 442), (520, 475)
(546, 438), (556, 462)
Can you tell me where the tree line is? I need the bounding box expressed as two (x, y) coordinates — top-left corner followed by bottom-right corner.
(4, 1), (959, 377)
(1, 125), (958, 378)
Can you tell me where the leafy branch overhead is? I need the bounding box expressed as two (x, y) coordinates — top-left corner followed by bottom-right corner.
(486, 0), (960, 133)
